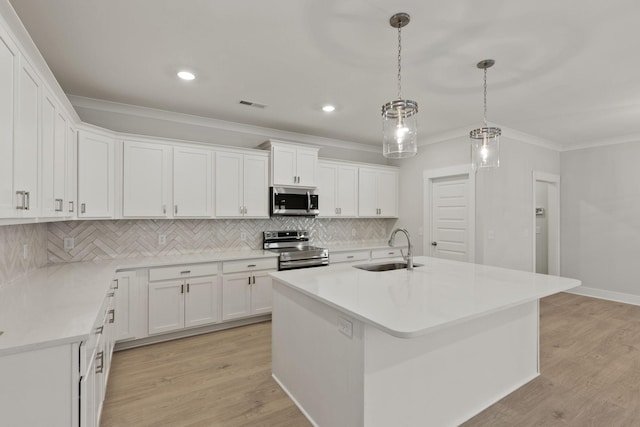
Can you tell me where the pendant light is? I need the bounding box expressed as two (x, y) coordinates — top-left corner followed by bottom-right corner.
(470, 59), (501, 169)
(382, 13), (418, 159)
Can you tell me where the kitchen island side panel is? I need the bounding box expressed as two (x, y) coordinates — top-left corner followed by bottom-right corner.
(363, 300), (539, 427)
(271, 281), (365, 427)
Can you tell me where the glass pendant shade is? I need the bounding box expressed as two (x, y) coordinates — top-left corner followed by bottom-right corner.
(382, 99), (418, 158)
(470, 127), (500, 169)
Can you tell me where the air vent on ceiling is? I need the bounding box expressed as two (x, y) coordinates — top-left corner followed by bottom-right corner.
(239, 100), (267, 109)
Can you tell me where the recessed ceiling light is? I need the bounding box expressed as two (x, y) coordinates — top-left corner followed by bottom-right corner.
(177, 71), (195, 81)
(322, 105), (336, 112)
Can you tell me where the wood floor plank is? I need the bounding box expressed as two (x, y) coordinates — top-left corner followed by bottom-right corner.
(102, 293), (640, 426)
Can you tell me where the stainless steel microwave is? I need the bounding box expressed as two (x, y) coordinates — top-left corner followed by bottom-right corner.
(270, 187), (319, 216)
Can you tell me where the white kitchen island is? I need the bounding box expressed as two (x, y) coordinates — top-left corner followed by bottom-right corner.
(270, 256), (580, 427)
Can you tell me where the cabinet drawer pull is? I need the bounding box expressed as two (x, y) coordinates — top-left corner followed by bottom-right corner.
(108, 309), (115, 323)
(107, 292), (114, 297)
(388, 252), (395, 255)
(347, 255), (354, 259)
(247, 264), (256, 268)
(95, 326), (103, 335)
(180, 270), (191, 275)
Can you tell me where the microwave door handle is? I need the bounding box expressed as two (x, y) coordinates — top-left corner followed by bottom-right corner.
(307, 191), (311, 212)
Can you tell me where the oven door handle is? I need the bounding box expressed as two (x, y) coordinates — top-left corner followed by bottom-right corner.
(307, 191), (311, 213)
(279, 258), (329, 270)
(280, 253), (328, 262)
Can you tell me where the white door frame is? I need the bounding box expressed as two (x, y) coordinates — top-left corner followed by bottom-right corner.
(423, 165), (475, 262)
(532, 171), (560, 275)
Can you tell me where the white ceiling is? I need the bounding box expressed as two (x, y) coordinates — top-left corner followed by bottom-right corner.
(9, 0), (640, 150)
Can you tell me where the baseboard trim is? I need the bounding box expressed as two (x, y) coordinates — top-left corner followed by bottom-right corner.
(114, 314), (272, 351)
(272, 373), (319, 427)
(567, 287), (640, 306)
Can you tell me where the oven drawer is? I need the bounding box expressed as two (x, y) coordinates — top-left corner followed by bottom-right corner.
(222, 258), (278, 274)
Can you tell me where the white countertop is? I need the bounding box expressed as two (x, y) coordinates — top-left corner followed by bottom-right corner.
(270, 256), (581, 338)
(0, 250), (277, 356)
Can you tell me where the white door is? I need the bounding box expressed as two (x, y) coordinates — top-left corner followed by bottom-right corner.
(337, 165), (358, 216)
(0, 26), (18, 217)
(184, 276), (219, 328)
(41, 93), (56, 216)
(221, 274), (251, 320)
(318, 162), (337, 217)
(295, 147), (318, 187)
(78, 131), (115, 218)
(215, 151), (243, 217)
(272, 145), (296, 186)
(123, 140), (171, 217)
(532, 172), (560, 275)
(430, 175), (470, 261)
(358, 168), (378, 216)
(148, 280), (185, 335)
(14, 57), (40, 217)
(243, 154), (268, 218)
(173, 147), (212, 217)
(251, 271), (273, 315)
(377, 169), (399, 217)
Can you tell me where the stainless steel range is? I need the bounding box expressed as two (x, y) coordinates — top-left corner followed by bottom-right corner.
(263, 230), (329, 270)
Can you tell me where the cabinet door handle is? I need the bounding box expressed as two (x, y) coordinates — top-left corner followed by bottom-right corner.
(55, 198), (63, 212)
(174, 205), (178, 215)
(24, 192), (30, 210)
(95, 351), (104, 374)
(95, 325), (104, 335)
(240, 206), (244, 214)
(253, 275), (256, 284)
(113, 278), (119, 289)
(335, 208), (338, 214)
(162, 205), (167, 215)
(15, 191), (26, 210)
(68, 201), (74, 213)
(186, 283), (190, 293)
(248, 276), (251, 285)
(181, 284), (184, 294)
(244, 206), (248, 214)
(108, 309), (115, 323)
(81, 203), (86, 214)
(107, 292), (114, 297)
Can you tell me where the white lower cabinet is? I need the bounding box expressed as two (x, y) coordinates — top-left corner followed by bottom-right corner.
(221, 258), (277, 321)
(147, 263), (220, 335)
(114, 271), (137, 342)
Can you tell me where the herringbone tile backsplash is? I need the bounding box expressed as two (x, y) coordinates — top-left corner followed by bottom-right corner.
(48, 218), (396, 263)
(0, 223), (48, 283)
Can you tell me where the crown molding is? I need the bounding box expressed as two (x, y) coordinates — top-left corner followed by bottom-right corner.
(559, 132), (640, 152)
(68, 95), (380, 154)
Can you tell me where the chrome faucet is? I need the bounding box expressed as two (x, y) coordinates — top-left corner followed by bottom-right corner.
(388, 228), (413, 270)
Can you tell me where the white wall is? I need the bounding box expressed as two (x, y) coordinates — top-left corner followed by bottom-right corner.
(561, 141), (640, 297)
(394, 132), (560, 272)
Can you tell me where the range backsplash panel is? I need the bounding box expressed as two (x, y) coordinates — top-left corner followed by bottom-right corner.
(0, 223), (48, 283)
(47, 218), (396, 263)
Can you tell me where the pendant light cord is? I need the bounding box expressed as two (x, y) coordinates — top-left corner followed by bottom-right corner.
(397, 25), (402, 100)
(483, 67), (488, 127)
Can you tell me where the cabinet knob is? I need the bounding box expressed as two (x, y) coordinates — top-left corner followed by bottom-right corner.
(431, 241), (438, 246)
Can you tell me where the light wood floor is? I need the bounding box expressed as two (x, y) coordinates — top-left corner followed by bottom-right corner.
(102, 293), (640, 426)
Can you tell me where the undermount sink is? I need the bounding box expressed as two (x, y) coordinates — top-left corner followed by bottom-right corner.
(353, 262), (423, 272)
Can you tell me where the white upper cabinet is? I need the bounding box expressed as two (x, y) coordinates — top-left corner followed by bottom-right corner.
(262, 140), (319, 188)
(318, 160), (358, 217)
(173, 146), (213, 218)
(65, 125), (77, 216)
(0, 26), (18, 218)
(78, 130), (115, 218)
(215, 150), (268, 218)
(41, 91), (67, 217)
(122, 140), (172, 218)
(358, 166), (399, 218)
(14, 56), (40, 217)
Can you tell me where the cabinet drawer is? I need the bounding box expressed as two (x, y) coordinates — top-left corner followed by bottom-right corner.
(149, 263), (218, 281)
(371, 248), (406, 259)
(330, 250), (370, 264)
(222, 258), (277, 274)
